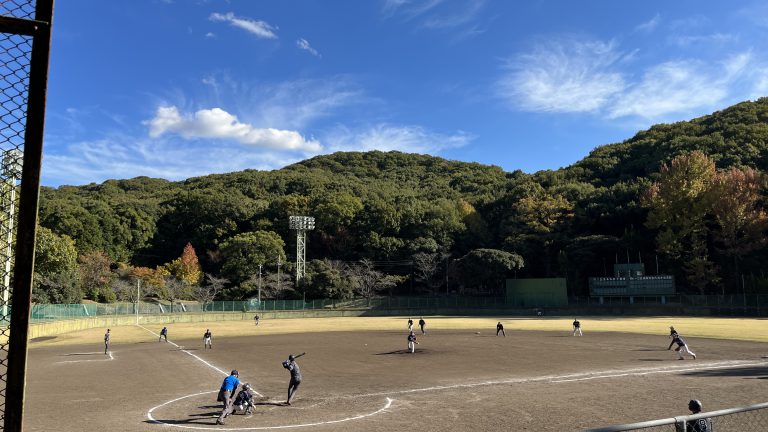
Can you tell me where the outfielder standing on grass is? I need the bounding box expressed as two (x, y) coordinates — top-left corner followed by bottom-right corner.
(216, 370), (241, 425)
(572, 319), (582, 336)
(104, 329), (110, 354)
(668, 333), (696, 360)
(283, 353), (305, 405)
(204, 329), (212, 349)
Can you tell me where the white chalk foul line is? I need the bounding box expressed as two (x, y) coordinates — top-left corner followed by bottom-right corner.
(56, 351), (114, 364)
(146, 391), (393, 431)
(343, 359), (767, 399)
(137, 324), (264, 396)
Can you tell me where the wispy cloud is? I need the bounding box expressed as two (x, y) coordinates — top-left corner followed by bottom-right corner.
(296, 38), (321, 58)
(497, 38), (625, 113)
(500, 32), (765, 122)
(145, 106), (321, 152)
(667, 32), (737, 47)
(325, 124), (473, 153)
(608, 53), (752, 119)
(635, 13), (660, 32)
(209, 12), (278, 39)
(383, 0), (487, 37)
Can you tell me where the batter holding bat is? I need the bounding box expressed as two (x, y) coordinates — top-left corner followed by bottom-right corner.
(282, 352), (305, 405)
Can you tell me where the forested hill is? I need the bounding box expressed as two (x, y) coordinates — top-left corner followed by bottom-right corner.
(36, 98), (768, 301)
(567, 98), (768, 187)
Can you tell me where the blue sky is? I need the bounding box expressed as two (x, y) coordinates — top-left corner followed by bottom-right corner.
(42, 0), (768, 186)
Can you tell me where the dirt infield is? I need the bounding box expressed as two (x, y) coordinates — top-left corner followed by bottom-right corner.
(25, 317), (768, 431)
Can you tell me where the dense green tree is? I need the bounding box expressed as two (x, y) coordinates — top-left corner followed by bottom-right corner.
(450, 249), (524, 295)
(33, 227), (81, 303)
(219, 231), (286, 286)
(643, 151), (719, 293)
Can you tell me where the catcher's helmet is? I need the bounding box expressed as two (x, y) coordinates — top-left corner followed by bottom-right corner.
(688, 399), (702, 412)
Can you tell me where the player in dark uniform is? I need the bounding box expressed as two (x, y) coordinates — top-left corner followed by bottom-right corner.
(668, 333), (696, 360)
(572, 319), (582, 336)
(104, 329), (110, 354)
(407, 330), (418, 353)
(407, 318), (413, 332)
(232, 383), (255, 415)
(679, 399), (713, 432)
(204, 329), (212, 349)
(418, 317), (426, 334)
(254, 314), (260, 326)
(496, 322), (505, 337)
(670, 326), (678, 338)
(159, 326), (168, 342)
(283, 353), (305, 405)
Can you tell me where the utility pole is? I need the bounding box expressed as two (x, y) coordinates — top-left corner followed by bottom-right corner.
(258, 264), (262, 304)
(277, 256), (281, 292)
(136, 279), (141, 325)
(0, 149), (21, 320)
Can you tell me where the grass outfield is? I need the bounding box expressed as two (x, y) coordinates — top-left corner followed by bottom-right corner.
(28, 315), (768, 347)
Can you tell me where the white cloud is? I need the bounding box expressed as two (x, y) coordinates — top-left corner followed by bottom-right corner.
(296, 38), (321, 57)
(209, 12), (278, 39)
(146, 106), (321, 152)
(383, 0), (486, 36)
(608, 53), (752, 119)
(250, 78), (363, 130)
(205, 32), (216, 39)
(668, 32), (736, 47)
(497, 38), (625, 113)
(635, 14), (660, 32)
(325, 124), (473, 153)
(42, 135), (304, 186)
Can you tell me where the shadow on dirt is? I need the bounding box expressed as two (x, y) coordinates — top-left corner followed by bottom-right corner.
(682, 366), (768, 379)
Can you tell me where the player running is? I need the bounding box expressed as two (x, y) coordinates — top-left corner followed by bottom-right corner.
(159, 326), (168, 342)
(668, 333), (696, 360)
(203, 329), (212, 349)
(572, 319), (582, 336)
(283, 353), (305, 405)
(669, 326), (678, 338)
(104, 329), (110, 354)
(418, 317), (426, 334)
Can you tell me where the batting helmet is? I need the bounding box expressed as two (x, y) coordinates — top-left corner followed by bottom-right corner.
(688, 399), (702, 413)
(288, 354), (295, 361)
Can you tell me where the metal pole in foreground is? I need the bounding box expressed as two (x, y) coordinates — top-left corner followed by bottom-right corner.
(0, 150), (21, 319)
(5, 1), (55, 430)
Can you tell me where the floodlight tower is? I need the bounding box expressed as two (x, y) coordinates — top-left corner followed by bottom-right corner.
(288, 216), (315, 285)
(1, 149), (21, 319)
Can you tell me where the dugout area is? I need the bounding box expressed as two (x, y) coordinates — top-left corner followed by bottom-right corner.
(24, 316), (768, 431)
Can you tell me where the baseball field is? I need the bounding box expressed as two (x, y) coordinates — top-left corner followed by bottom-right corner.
(25, 316), (768, 431)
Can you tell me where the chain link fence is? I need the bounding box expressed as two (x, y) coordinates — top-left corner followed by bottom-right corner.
(1, 0), (54, 430)
(585, 401), (768, 431)
(0, 1), (34, 429)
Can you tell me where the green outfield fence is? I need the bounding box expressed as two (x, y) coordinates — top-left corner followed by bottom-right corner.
(22, 293), (768, 322)
(584, 401), (768, 431)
